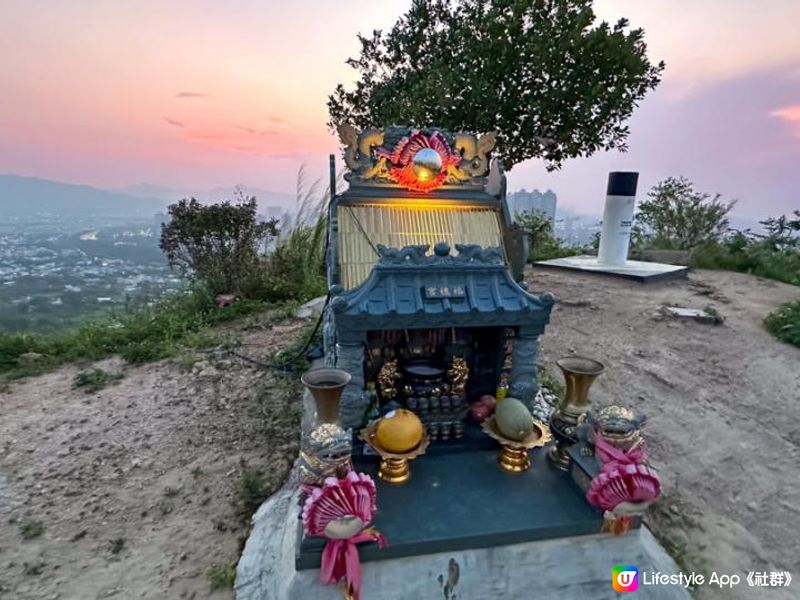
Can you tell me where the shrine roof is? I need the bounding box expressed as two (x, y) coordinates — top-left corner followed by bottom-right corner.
(330, 243), (553, 333)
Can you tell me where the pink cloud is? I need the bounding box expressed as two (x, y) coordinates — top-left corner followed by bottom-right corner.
(235, 125), (279, 136)
(770, 104), (800, 137)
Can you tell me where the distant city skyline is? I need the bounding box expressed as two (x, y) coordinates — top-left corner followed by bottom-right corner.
(1, 1), (798, 219)
(509, 189), (558, 225)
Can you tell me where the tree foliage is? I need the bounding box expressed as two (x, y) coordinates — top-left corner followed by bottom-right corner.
(633, 177), (735, 251)
(692, 209), (800, 286)
(159, 195), (279, 295)
(328, 0), (664, 169)
(759, 210), (800, 251)
(515, 210), (584, 261)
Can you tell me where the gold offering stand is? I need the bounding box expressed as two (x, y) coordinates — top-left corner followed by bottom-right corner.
(359, 422), (431, 484)
(481, 416), (552, 473)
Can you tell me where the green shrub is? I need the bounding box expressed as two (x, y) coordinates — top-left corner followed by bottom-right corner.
(260, 175), (328, 301)
(515, 210), (587, 262)
(692, 235), (800, 287)
(239, 469), (266, 514)
(0, 287), (277, 378)
(632, 177), (735, 251)
(159, 178), (328, 305)
(764, 300), (800, 348)
(208, 562), (237, 591)
(159, 193), (279, 296)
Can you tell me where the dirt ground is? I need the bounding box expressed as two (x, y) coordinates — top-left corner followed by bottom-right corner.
(0, 316), (309, 600)
(527, 267), (800, 600)
(2, 269), (799, 600)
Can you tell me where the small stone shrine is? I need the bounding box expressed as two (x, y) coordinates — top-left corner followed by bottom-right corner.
(323, 125), (554, 429)
(236, 126), (683, 600)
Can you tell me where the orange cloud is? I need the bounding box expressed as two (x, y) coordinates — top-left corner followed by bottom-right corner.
(771, 104), (800, 137)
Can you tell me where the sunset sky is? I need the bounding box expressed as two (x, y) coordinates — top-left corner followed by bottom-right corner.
(1, 0), (798, 217)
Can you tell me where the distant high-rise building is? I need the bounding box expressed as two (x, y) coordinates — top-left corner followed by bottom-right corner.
(509, 188), (557, 226)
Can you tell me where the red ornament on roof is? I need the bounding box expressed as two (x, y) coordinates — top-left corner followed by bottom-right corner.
(377, 130), (461, 192)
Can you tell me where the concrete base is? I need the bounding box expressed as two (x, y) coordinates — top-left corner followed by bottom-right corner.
(236, 475), (689, 600)
(534, 255), (688, 283)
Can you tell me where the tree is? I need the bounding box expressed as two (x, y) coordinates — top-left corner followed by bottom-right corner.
(515, 210), (581, 261)
(159, 195), (279, 295)
(633, 177), (735, 250)
(328, 0), (664, 169)
(759, 210), (800, 250)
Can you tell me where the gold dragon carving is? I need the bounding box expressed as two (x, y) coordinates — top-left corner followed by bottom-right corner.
(337, 124), (388, 180)
(377, 358), (400, 402)
(448, 131), (498, 181)
(448, 356), (469, 397)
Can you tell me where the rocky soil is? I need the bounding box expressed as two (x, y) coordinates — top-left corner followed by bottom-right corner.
(528, 267), (800, 600)
(2, 269), (799, 600)
(0, 315), (310, 600)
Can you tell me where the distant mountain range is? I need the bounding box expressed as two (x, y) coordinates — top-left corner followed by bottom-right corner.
(0, 175), (297, 219)
(3, 174), (766, 231)
(0, 175), (169, 218)
(119, 183), (295, 212)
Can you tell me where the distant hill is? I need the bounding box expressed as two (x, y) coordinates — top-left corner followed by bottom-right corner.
(0, 175), (168, 218)
(119, 183), (296, 213)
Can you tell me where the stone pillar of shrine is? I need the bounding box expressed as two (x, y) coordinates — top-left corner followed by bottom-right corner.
(335, 340), (367, 428)
(509, 326), (540, 409)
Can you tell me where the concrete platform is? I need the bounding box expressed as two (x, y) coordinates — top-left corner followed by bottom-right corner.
(534, 255), (688, 283)
(237, 476), (689, 600)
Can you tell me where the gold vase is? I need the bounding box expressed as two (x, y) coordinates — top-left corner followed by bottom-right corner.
(547, 357), (604, 471)
(556, 357), (605, 420)
(301, 368), (351, 426)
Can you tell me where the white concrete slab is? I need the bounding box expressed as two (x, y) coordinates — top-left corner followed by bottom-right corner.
(535, 255), (688, 283)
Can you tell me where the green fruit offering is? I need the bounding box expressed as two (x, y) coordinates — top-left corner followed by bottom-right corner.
(495, 397), (534, 441)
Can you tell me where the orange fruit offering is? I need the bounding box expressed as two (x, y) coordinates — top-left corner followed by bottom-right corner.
(375, 409), (424, 453)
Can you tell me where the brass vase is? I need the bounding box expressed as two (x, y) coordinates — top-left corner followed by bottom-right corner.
(298, 368), (353, 486)
(547, 357), (604, 471)
(301, 368), (351, 426)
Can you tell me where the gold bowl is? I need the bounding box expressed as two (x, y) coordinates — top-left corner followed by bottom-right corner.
(481, 416), (552, 473)
(359, 422), (430, 484)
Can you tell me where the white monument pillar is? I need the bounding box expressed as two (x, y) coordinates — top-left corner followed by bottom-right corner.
(597, 172), (639, 267)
